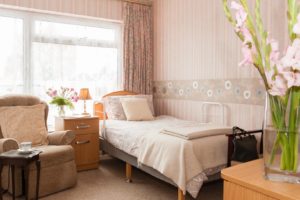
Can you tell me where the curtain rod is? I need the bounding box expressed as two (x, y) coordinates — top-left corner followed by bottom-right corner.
(122, 0), (152, 6)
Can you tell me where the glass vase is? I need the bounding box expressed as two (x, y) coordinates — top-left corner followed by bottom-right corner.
(264, 93), (300, 184)
(57, 105), (66, 117)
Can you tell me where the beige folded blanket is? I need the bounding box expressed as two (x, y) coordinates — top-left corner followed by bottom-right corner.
(160, 125), (232, 140)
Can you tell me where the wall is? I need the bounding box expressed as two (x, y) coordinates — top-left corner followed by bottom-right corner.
(0, 0), (123, 20)
(153, 0), (288, 129)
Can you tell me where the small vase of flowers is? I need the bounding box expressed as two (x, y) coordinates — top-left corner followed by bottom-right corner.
(46, 87), (79, 116)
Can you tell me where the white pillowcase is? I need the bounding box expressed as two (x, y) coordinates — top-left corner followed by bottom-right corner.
(104, 94), (155, 120)
(104, 97), (127, 120)
(120, 98), (154, 121)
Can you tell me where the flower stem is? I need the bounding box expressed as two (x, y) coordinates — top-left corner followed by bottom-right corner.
(288, 88), (300, 172)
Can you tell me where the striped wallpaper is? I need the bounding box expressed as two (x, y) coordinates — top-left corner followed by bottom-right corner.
(153, 0), (288, 129)
(0, 0), (123, 20)
(0, 0), (288, 129)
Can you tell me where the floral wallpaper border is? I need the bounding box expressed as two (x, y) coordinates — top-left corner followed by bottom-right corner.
(153, 78), (266, 105)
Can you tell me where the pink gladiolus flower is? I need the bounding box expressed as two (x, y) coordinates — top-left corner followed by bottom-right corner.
(268, 38), (280, 67)
(265, 69), (275, 85)
(231, 1), (247, 29)
(268, 75), (288, 96)
(239, 44), (253, 66)
(240, 27), (252, 42)
(231, 1), (243, 10)
(293, 14), (300, 34)
(266, 69), (288, 96)
(281, 38), (300, 70)
(282, 71), (296, 88)
(294, 72), (300, 86)
(281, 71), (300, 88)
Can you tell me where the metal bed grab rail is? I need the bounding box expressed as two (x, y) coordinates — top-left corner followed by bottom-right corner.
(200, 101), (226, 125)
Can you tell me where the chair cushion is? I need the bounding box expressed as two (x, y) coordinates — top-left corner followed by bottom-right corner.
(31, 145), (75, 169)
(0, 104), (48, 146)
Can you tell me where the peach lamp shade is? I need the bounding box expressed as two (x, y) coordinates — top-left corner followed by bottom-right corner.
(79, 88), (92, 100)
(79, 88), (92, 115)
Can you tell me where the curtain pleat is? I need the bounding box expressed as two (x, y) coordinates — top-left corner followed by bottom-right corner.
(123, 2), (153, 94)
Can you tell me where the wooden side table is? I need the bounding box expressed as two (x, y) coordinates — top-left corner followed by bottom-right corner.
(55, 116), (100, 171)
(0, 150), (41, 200)
(222, 159), (300, 200)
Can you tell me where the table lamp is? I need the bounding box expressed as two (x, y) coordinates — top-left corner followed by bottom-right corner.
(79, 88), (92, 116)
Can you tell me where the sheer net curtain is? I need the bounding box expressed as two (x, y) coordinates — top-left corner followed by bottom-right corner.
(123, 2), (153, 94)
(32, 20), (120, 123)
(0, 16), (23, 94)
(32, 20), (119, 99)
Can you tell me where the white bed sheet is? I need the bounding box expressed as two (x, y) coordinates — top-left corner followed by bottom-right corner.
(103, 115), (200, 157)
(102, 115), (230, 198)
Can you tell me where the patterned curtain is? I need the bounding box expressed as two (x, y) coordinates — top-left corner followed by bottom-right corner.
(123, 2), (153, 94)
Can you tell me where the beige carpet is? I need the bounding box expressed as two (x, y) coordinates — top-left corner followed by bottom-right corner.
(3, 156), (223, 200)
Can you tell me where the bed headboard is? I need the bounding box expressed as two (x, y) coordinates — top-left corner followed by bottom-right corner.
(94, 90), (138, 120)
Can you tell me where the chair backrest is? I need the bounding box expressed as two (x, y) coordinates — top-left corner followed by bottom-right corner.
(0, 95), (48, 138)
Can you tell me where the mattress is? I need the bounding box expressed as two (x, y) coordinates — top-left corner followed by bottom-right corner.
(102, 115), (229, 173)
(104, 116), (184, 155)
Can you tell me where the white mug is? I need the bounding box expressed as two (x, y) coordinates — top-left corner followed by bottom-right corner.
(20, 142), (32, 151)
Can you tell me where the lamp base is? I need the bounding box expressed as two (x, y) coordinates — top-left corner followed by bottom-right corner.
(81, 112), (91, 116)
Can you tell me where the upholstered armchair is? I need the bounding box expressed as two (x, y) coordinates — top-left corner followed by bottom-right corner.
(0, 95), (77, 199)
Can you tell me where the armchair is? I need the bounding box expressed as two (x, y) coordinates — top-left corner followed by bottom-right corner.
(0, 95), (77, 199)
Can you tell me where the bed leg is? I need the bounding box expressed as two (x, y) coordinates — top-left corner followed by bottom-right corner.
(125, 163), (132, 183)
(178, 188), (185, 200)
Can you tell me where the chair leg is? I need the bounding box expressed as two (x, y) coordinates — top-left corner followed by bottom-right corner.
(178, 188), (185, 200)
(125, 163), (132, 183)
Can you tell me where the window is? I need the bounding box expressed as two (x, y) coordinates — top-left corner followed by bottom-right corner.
(32, 20), (121, 99)
(0, 9), (122, 125)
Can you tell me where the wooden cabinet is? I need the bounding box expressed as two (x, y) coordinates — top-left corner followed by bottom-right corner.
(55, 116), (99, 171)
(221, 159), (300, 200)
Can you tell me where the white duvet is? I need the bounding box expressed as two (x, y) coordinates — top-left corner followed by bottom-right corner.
(103, 115), (231, 198)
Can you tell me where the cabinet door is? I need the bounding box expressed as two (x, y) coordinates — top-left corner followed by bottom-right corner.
(72, 133), (99, 168)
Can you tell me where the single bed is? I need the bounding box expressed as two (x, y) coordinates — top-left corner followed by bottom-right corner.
(94, 91), (232, 200)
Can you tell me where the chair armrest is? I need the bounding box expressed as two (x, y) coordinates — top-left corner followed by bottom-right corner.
(48, 130), (75, 145)
(0, 138), (19, 153)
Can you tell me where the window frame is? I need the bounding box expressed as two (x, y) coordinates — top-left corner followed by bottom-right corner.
(0, 7), (123, 94)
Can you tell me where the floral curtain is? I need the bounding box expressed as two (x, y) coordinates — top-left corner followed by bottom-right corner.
(123, 2), (153, 94)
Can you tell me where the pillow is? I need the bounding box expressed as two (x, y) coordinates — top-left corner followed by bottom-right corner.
(104, 97), (127, 120)
(132, 95), (155, 116)
(0, 104), (49, 146)
(104, 94), (155, 120)
(120, 98), (154, 121)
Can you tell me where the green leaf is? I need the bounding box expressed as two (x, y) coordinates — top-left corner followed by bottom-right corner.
(49, 97), (74, 110)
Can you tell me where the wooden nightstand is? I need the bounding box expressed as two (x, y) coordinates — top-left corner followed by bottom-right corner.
(55, 116), (99, 171)
(222, 159), (300, 200)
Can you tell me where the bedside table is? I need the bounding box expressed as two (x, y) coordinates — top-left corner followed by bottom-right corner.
(55, 116), (99, 171)
(222, 159), (300, 200)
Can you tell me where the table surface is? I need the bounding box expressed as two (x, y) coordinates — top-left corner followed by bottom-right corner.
(56, 116), (99, 120)
(0, 150), (41, 159)
(221, 159), (300, 200)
